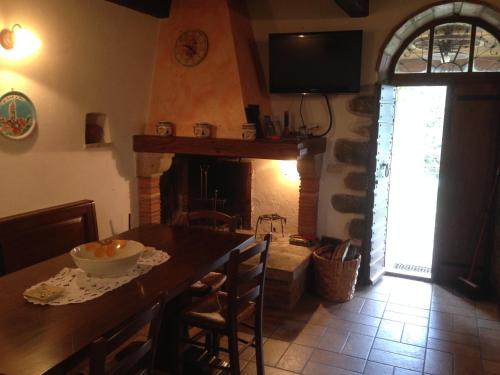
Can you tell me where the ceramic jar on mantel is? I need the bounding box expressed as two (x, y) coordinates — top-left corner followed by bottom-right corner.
(242, 123), (256, 141)
(156, 121), (174, 136)
(193, 123), (213, 138)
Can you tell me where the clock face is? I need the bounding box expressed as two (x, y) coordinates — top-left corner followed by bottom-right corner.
(174, 30), (208, 67)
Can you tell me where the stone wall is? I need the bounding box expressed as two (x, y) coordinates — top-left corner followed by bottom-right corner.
(329, 86), (377, 250)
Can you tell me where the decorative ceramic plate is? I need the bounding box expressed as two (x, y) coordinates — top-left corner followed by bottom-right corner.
(0, 91), (37, 140)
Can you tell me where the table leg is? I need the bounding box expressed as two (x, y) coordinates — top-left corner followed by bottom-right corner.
(155, 293), (189, 372)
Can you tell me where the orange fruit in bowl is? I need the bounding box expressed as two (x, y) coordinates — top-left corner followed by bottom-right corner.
(95, 247), (106, 257)
(83, 240), (128, 258)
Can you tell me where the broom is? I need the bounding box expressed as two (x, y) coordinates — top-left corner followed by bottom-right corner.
(456, 165), (499, 299)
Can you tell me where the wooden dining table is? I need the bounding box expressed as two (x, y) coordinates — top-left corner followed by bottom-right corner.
(0, 224), (255, 375)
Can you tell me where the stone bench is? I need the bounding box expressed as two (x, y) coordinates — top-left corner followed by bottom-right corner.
(242, 236), (312, 310)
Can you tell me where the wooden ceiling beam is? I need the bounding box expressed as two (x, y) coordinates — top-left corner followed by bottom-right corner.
(106, 0), (172, 18)
(334, 0), (369, 17)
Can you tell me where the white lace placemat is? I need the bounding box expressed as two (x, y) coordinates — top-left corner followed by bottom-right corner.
(24, 248), (169, 306)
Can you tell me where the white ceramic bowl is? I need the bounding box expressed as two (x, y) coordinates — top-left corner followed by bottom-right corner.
(70, 240), (144, 277)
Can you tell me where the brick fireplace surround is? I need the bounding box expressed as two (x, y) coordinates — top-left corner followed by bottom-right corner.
(134, 135), (326, 238)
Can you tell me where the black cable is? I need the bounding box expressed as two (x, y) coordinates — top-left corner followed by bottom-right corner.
(298, 93), (334, 138)
(315, 93), (333, 138)
(299, 93), (306, 129)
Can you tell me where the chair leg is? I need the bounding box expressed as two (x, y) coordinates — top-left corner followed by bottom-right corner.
(176, 322), (186, 375)
(212, 332), (221, 357)
(227, 327), (241, 375)
(254, 314), (264, 375)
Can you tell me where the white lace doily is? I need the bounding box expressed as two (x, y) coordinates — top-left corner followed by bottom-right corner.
(24, 248), (169, 306)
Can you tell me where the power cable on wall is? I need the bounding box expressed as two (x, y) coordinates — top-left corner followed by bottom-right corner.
(298, 93), (334, 138)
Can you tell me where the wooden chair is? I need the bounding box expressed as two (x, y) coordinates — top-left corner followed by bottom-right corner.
(186, 210), (237, 232)
(186, 210), (238, 296)
(0, 200), (98, 275)
(178, 233), (271, 375)
(88, 298), (164, 375)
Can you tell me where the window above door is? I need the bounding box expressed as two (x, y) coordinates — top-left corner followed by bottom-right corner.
(377, 2), (500, 82)
(395, 21), (500, 74)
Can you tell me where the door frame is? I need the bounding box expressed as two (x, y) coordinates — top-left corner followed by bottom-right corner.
(364, 77), (500, 284)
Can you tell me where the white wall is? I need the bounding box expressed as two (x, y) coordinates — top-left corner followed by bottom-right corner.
(250, 159), (300, 235)
(0, 0), (159, 238)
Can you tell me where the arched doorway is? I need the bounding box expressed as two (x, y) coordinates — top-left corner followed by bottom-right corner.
(366, 1), (500, 286)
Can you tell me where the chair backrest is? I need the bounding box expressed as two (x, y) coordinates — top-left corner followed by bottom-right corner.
(225, 234), (271, 321)
(186, 210), (237, 232)
(0, 200), (99, 275)
(89, 298), (163, 375)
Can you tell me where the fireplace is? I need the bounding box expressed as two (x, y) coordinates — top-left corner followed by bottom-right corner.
(134, 135), (326, 238)
(160, 155), (252, 228)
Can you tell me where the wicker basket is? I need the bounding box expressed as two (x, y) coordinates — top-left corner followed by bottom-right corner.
(313, 242), (361, 302)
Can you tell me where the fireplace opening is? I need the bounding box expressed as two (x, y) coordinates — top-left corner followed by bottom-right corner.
(160, 155), (252, 229)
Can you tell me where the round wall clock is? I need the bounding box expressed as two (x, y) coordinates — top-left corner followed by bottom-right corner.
(174, 30), (209, 67)
(0, 91), (37, 140)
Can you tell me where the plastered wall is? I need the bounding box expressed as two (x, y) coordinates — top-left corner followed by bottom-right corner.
(0, 0), (158, 238)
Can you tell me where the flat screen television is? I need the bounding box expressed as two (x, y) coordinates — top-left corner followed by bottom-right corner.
(269, 30), (363, 94)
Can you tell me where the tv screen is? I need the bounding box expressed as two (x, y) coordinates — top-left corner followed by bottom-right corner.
(269, 31), (363, 94)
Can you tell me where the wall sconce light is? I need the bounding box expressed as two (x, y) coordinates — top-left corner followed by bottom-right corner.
(0, 24), (21, 50)
(0, 24), (41, 60)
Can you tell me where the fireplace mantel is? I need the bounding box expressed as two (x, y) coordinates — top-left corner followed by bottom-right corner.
(133, 135), (326, 160)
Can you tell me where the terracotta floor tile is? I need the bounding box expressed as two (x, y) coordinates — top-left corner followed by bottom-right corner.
(386, 303), (430, 318)
(452, 314), (478, 335)
(429, 310), (454, 331)
(331, 309), (381, 327)
(261, 339), (290, 366)
(393, 368), (422, 375)
(363, 360), (393, 374)
(483, 359), (500, 374)
(303, 323), (329, 336)
(383, 310), (429, 327)
(275, 343), (313, 373)
(389, 293), (431, 310)
(431, 302), (476, 317)
(341, 333), (374, 359)
(477, 319), (500, 331)
(479, 326), (500, 341)
(317, 329), (350, 352)
(340, 297), (366, 313)
(294, 331), (325, 347)
(480, 336), (500, 361)
(328, 318), (378, 337)
(372, 338), (425, 359)
(242, 363), (297, 375)
(426, 337), (480, 358)
(428, 327), (479, 346)
(355, 288), (390, 302)
(475, 301), (500, 321)
(360, 299), (386, 318)
(368, 348), (424, 372)
(271, 320), (306, 341)
(377, 319), (404, 341)
(310, 348), (366, 372)
(401, 324), (428, 347)
(302, 360), (360, 375)
(454, 354), (482, 375)
(424, 349), (453, 375)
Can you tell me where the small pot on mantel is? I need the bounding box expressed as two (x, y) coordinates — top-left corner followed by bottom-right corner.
(193, 123), (213, 138)
(156, 121), (175, 136)
(242, 123), (256, 141)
